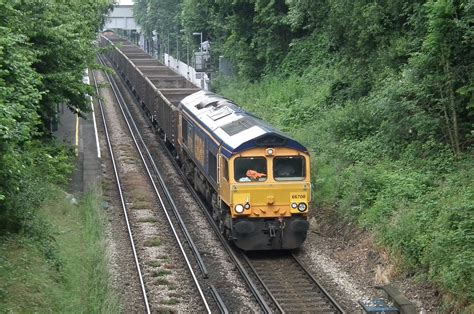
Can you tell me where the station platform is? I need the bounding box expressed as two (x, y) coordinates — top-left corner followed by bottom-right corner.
(54, 73), (102, 194)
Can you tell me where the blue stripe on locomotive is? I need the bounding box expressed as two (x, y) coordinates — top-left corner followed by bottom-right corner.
(180, 104), (308, 160)
(233, 136), (308, 154)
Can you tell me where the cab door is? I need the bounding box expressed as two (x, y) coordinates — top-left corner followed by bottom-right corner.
(218, 154), (231, 205)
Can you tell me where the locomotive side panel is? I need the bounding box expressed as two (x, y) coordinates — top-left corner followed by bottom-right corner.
(179, 112), (220, 190)
(161, 89), (199, 148)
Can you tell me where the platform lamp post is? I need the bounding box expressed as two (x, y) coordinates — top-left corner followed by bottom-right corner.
(192, 32), (203, 52)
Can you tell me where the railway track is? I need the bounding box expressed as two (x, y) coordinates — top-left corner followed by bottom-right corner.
(91, 67), (150, 313)
(243, 252), (345, 313)
(93, 56), (217, 313)
(100, 50), (346, 313)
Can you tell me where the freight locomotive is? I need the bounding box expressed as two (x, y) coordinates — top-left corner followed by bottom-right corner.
(100, 32), (311, 250)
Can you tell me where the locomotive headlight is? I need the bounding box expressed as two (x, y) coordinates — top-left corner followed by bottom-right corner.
(297, 202), (307, 212)
(244, 202), (251, 210)
(235, 204), (245, 213)
(291, 202), (298, 209)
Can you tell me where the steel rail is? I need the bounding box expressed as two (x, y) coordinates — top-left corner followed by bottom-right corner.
(244, 251), (346, 314)
(292, 253), (345, 313)
(161, 139), (273, 314)
(209, 285), (229, 314)
(99, 52), (232, 313)
(90, 68), (151, 314)
(242, 253), (285, 313)
(127, 92), (272, 313)
(97, 55), (211, 313)
(101, 42), (345, 313)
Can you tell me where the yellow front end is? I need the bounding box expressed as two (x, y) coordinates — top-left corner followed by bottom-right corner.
(222, 147), (311, 250)
(231, 183), (311, 218)
(227, 147), (311, 218)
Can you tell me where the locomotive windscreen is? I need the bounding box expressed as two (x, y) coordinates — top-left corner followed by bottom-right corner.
(234, 157), (267, 182)
(273, 156), (306, 181)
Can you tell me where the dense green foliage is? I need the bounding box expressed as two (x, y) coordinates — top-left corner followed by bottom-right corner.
(0, 0), (112, 231)
(135, 0), (473, 307)
(1, 3), (115, 309)
(218, 78), (473, 308)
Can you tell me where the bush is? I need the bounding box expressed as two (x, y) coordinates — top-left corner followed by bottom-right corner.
(0, 142), (73, 233)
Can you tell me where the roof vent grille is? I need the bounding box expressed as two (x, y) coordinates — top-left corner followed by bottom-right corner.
(221, 118), (257, 136)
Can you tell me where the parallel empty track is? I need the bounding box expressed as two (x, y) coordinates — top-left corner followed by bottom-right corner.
(91, 65), (150, 313)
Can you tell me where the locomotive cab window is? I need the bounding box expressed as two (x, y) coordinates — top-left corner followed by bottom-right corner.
(234, 157), (267, 182)
(273, 156), (305, 181)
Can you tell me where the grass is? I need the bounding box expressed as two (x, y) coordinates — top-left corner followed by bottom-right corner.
(130, 201), (151, 209)
(155, 306), (175, 313)
(161, 298), (180, 305)
(144, 237), (162, 247)
(147, 260), (161, 267)
(0, 187), (120, 312)
(137, 217), (158, 223)
(155, 278), (170, 285)
(163, 263), (177, 270)
(151, 270), (171, 277)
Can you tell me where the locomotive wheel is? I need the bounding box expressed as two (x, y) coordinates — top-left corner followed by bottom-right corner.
(193, 171), (200, 194)
(182, 161), (193, 182)
(211, 201), (220, 222)
(212, 209), (219, 222)
(218, 216), (225, 234)
(216, 206), (225, 231)
(221, 211), (232, 240)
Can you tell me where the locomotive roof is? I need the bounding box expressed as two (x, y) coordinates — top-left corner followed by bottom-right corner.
(180, 90), (308, 155)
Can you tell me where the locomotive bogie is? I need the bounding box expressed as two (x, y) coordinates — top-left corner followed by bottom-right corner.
(232, 216), (309, 250)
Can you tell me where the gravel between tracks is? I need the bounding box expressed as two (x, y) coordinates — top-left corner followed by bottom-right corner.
(108, 63), (366, 312)
(295, 214), (439, 312)
(94, 69), (201, 312)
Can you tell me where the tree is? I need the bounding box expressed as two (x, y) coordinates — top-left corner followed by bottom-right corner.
(408, 0), (473, 154)
(0, 0), (112, 231)
(134, 0), (183, 55)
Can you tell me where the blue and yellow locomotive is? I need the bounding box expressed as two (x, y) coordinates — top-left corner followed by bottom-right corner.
(178, 91), (311, 250)
(101, 32), (311, 250)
